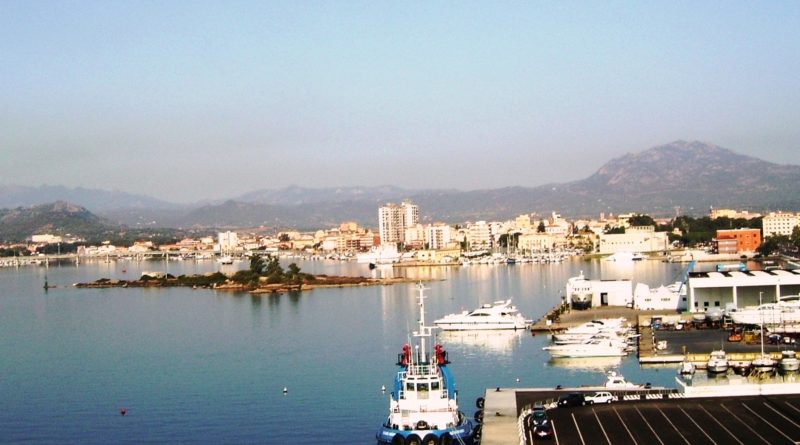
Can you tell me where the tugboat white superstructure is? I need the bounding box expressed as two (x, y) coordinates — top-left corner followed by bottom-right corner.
(377, 284), (474, 445)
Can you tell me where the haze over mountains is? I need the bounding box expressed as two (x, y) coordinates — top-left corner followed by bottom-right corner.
(2, 141), (799, 232)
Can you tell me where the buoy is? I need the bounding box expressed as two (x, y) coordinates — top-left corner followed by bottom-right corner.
(515, 378), (520, 382)
(381, 385), (386, 393)
(120, 408), (127, 416)
(283, 387), (288, 394)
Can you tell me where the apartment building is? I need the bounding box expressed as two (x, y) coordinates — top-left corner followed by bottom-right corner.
(763, 212), (799, 237)
(378, 201), (419, 244)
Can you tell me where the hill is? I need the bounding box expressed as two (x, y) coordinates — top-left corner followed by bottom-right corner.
(0, 201), (116, 242)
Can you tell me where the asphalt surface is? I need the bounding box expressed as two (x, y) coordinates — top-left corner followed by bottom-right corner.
(522, 394), (800, 445)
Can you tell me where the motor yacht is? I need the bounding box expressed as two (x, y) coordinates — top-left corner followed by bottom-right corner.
(434, 299), (531, 331)
(729, 295), (800, 326)
(543, 335), (628, 358)
(550, 318), (628, 344)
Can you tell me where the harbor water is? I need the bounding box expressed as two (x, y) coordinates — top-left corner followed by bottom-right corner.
(1, 257), (684, 443)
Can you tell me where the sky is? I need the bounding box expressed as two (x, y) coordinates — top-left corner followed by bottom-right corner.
(1, 1), (799, 203)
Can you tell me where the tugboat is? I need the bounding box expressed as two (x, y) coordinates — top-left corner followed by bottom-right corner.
(377, 284), (474, 445)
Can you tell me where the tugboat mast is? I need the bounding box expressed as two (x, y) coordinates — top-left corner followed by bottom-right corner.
(414, 283), (434, 361)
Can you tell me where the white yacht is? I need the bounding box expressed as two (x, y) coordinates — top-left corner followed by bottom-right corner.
(780, 350), (800, 373)
(729, 295), (800, 326)
(551, 318), (628, 344)
(543, 335), (628, 358)
(356, 245), (401, 265)
(707, 350), (729, 374)
(434, 299), (531, 331)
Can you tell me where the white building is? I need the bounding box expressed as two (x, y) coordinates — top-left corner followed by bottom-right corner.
(425, 223), (452, 250)
(763, 212), (799, 238)
(598, 227), (669, 254)
(466, 221), (492, 250)
(378, 201), (419, 245)
(565, 272), (632, 308)
(218, 231), (239, 253)
(31, 234), (62, 244)
(687, 269), (800, 312)
(518, 232), (556, 253)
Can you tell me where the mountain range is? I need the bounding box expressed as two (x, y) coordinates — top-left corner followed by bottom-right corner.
(2, 141), (799, 235)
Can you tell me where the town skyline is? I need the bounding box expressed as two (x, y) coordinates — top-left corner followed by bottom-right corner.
(2, 2), (799, 203)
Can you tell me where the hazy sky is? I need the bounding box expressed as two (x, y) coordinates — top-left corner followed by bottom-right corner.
(1, 1), (799, 203)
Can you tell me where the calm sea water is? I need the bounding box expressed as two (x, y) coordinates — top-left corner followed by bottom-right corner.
(0, 257), (686, 444)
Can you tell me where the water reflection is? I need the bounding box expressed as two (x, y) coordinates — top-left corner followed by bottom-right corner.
(436, 330), (524, 354)
(547, 356), (623, 372)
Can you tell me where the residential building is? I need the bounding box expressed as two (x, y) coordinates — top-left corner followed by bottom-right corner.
(763, 212), (799, 238)
(218, 231), (239, 253)
(378, 201), (419, 245)
(425, 223), (452, 250)
(466, 221), (491, 250)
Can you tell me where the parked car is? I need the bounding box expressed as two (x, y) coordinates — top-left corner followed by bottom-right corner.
(533, 423), (553, 439)
(584, 391), (615, 404)
(524, 403), (548, 429)
(557, 392), (586, 407)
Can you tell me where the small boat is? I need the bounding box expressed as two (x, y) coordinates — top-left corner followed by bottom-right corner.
(217, 255), (233, 265)
(752, 355), (777, 374)
(678, 361), (696, 376)
(732, 361), (752, 376)
(780, 350), (800, 373)
(376, 284), (474, 445)
(707, 350), (729, 374)
(604, 371), (642, 389)
(434, 299), (531, 331)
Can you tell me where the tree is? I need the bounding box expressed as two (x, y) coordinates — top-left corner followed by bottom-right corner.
(537, 221), (546, 233)
(628, 214), (655, 227)
(249, 255), (266, 274)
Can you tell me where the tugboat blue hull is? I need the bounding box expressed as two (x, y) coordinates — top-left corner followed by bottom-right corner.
(376, 421), (474, 444)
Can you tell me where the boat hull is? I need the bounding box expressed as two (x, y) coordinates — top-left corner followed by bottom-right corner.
(376, 422), (474, 444)
(434, 321), (528, 331)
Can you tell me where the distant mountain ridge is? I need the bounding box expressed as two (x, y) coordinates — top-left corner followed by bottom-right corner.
(2, 141), (799, 230)
(0, 185), (180, 211)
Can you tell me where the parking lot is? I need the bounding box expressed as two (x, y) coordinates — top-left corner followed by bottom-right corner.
(525, 394), (800, 444)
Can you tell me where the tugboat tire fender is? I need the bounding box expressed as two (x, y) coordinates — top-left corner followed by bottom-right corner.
(391, 434), (405, 445)
(474, 410), (483, 423)
(421, 433), (438, 445)
(440, 433), (453, 445)
(405, 433), (422, 445)
(475, 397), (485, 409)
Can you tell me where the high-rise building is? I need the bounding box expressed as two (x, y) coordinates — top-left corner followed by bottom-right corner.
(378, 201), (419, 245)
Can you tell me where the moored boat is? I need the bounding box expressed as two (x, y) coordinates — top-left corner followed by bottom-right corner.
(780, 350), (800, 373)
(377, 284), (474, 445)
(707, 350), (729, 374)
(434, 299), (531, 331)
